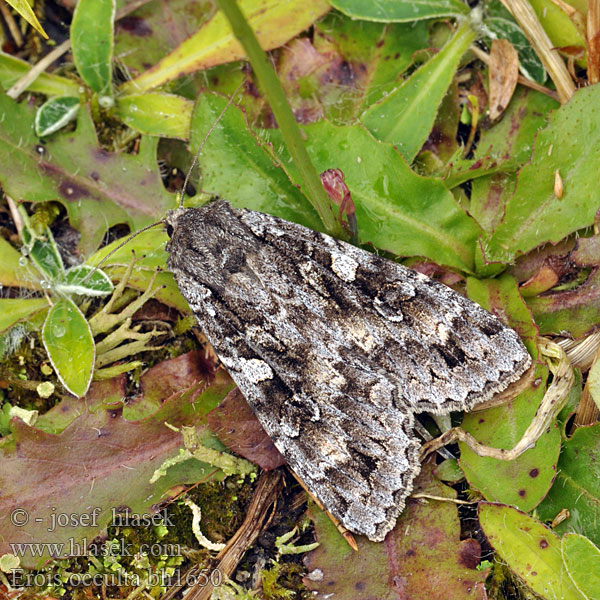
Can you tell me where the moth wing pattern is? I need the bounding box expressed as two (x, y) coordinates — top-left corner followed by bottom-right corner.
(166, 200), (532, 541)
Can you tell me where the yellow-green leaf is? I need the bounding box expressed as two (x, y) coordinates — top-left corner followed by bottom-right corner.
(71, 0), (115, 95)
(4, 0), (48, 39)
(0, 298), (48, 333)
(115, 93), (193, 139)
(42, 298), (95, 397)
(121, 0), (330, 93)
(479, 503), (586, 600)
(562, 533), (600, 599)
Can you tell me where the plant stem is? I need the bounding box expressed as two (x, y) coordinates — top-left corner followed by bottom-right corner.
(215, 0), (342, 236)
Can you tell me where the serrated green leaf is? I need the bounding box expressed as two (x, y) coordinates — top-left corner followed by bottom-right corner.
(484, 85), (600, 264)
(42, 298), (95, 397)
(71, 0), (115, 95)
(469, 86), (558, 236)
(115, 93), (193, 139)
(479, 503), (586, 600)
(0, 92), (175, 255)
(537, 424), (600, 546)
(56, 265), (114, 297)
(330, 0), (469, 22)
(562, 533), (600, 599)
(189, 93), (321, 230)
(361, 20), (477, 163)
(35, 96), (80, 137)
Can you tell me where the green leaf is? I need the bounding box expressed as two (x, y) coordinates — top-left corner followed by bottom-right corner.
(0, 236), (35, 289)
(0, 299), (48, 334)
(270, 118), (482, 272)
(484, 85), (600, 264)
(527, 270), (600, 339)
(529, 0), (586, 60)
(0, 92), (175, 254)
(115, 93), (193, 139)
(192, 94), (480, 271)
(285, 13), (429, 123)
(0, 53), (80, 97)
(460, 276), (561, 511)
(71, 0), (115, 95)
(87, 229), (190, 313)
(562, 533), (600, 599)
(121, 0), (331, 93)
(56, 265), (114, 297)
(537, 424), (600, 546)
(35, 96), (80, 137)
(42, 298), (95, 397)
(4, 0), (48, 39)
(469, 86), (558, 236)
(434, 458), (464, 483)
(586, 358), (600, 411)
(189, 93), (321, 230)
(21, 224), (64, 282)
(360, 20), (477, 163)
(479, 503), (586, 600)
(330, 0), (469, 22)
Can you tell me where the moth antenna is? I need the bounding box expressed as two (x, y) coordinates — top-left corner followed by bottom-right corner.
(83, 220), (164, 283)
(178, 81), (245, 209)
(87, 83), (244, 284)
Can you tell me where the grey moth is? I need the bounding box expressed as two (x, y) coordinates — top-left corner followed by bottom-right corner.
(165, 199), (531, 542)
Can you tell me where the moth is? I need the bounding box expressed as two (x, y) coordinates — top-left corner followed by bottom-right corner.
(164, 199), (532, 542)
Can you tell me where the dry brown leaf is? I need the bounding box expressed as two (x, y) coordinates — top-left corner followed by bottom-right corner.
(489, 39), (520, 120)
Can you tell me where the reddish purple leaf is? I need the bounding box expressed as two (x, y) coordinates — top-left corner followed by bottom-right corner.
(207, 388), (285, 470)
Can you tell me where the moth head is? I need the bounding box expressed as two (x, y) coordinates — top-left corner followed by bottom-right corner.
(164, 209), (183, 238)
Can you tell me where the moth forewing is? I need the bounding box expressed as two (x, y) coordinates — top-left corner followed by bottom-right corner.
(165, 199), (532, 541)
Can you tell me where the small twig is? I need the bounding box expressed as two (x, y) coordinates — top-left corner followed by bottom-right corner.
(5, 196), (23, 238)
(587, 0), (600, 84)
(166, 470), (283, 600)
(0, 2), (23, 48)
(420, 340), (574, 461)
(7, 40), (72, 99)
(410, 493), (476, 505)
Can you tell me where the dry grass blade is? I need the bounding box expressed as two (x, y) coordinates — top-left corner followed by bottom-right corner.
(588, 0), (600, 83)
(501, 0), (575, 102)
